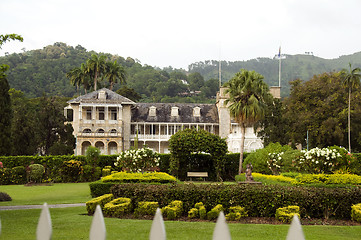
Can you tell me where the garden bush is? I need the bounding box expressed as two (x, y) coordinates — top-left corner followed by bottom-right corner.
(89, 181), (116, 197)
(115, 147), (160, 173)
(103, 197), (132, 217)
(0, 168), (12, 185)
(207, 204), (224, 220)
(225, 206), (248, 221)
(275, 206), (300, 223)
(28, 164), (45, 183)
(86, 193), (114, 215)
(351, 203), (361, 222)
(102, 166), (112, 177)
(161, 200), (183, 219)
(61, 160), (83, 182)
(134, 201), (159, 217)
(111, 183), (361, 220)
(243, 143), (300, 174)
(188, 202), (207, 219)
(0, 192), (12, 201)
(101, 171), (177, 184)
(11, 166), (27, 184)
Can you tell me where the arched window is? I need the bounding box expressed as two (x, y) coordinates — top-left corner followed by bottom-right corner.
(110, 129), (117, 133)
(82, 128), (92, 133)
(96, 129), (105, 133)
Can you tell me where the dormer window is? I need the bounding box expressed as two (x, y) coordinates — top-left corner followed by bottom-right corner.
(171, 107), (179, 117)
(98, 90), (106, 100)
(193, 107), (201, 117)
(149, 106), (157, 117)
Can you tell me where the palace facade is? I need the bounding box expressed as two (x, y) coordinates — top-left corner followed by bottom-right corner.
(65, 87), (280, 155)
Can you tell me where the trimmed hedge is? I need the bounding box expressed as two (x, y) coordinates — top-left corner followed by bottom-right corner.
(225, 206), (248, 221)
(110, 183), (361, 219)
(102, 172), (177, 184)
(86, 193), (113, 215)
(134, 201), (159, 216)
(207, 204), (224, 220)
(103, 197), (132, 217)
(161, 200), (183, 220)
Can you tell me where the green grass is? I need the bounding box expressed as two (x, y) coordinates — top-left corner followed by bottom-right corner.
(0, 183), (92, 206)
(0, 207), (361, 240)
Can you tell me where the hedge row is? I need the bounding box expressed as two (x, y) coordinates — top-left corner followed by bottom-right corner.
(0, 153), (244, 184)
(108, 183), (361, 220)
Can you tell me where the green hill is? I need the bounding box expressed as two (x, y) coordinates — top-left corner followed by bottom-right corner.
(1, 42), (361, 98)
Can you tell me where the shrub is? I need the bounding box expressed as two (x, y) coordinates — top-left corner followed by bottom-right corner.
(101, 171), (177, 184)
(103, 197), (132, 217)
(61, 160), (83, 182)
(102, 166), (112, 177)
(161, 200), (183, 220)
(86, 194), (114, 215)
(134, 201), (159, 217)
(115, 147), (160, 173)
(225, 206), (248, 221)
(244, 143), (299, 174)
(82, 165), (101, 182)
(86, 146), (101, 166)
(188, 202), (206, 219)
(275, 205), (300, 223)
(0, 168), (12, 185)
(110, 183), (361, 220)
(28, 164), (45, 183)
(351, 203), (361, 222)
(11, 166), (27, 184)
(89, 181), (116, 197)
(295, 147), (347, 174)
(0, 192), (12, 201)
(207, 204), (224, 220)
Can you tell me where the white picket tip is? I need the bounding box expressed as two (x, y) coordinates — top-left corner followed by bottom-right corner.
(36, 203), (52, 240)
(286, 215), (305, 240)
(213, 211), (231, 240)
(89, 205), (106, 240)
(149, 208), (166, 240)
(0, 217), (2, 236)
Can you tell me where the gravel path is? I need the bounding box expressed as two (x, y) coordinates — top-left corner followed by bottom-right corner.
(0, 203), (85, 210)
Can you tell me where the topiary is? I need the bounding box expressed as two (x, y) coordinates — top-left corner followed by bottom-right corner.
(28, 164), (45, 183)
(0, 192), (12, 201)
(275, 205), (300, 223)
(207, 204), (224, 220)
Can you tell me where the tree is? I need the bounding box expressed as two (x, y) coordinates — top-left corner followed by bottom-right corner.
(188, 72), (204, 91)
(341, 63), (361, 153)
(0, 65), (12, 155)
(116, 85), (141, 102)
(224, 69), (271, 174)
(66, 63), (91, 94)
(283, 73), (355, 150)
(104, 60), (126, 90)
(0, 34), (23, 155)
(86, 54), (107, 91)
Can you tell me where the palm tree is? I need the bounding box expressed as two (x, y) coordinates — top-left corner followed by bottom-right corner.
(86, 54), (107, 91)
(104, 60), (126, 90)
(225, 69), (271, 175)
(341, 63), (361, 153)
(66, 63), (91, 94)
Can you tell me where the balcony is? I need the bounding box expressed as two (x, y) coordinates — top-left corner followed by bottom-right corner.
(130, 134), (170, 141)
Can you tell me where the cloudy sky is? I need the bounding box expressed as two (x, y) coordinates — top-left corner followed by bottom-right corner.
(1, 0), (361, 69)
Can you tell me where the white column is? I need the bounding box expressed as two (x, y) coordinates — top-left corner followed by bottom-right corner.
(105, 106), (108, 120)
(92, 106), (96, 120)
(79, 107), (82, 120)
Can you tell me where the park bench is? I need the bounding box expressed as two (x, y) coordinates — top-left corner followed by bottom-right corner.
(187, 171), (208, 181)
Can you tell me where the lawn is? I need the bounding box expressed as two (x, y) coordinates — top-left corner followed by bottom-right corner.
(1, 207), (361, 240)
(0, 182), (92, 206)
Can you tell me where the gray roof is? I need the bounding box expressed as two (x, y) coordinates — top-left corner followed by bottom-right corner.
(132, 103), (219, 123)
(67, 88), (135, 104)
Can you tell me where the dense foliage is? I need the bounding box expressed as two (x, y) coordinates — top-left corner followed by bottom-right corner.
(110, 183), (361, 219)
(169, 128), (228, 181)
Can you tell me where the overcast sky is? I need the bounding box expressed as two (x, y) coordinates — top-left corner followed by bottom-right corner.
(1, 0), (361, 69)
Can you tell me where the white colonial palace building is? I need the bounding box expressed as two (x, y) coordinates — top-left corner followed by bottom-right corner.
(65, 87), (280, 155)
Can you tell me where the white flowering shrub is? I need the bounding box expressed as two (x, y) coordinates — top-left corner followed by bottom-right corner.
(115, 147), (160, 173)
(296, 147), (344, 174)
(267, 152), (283, 175)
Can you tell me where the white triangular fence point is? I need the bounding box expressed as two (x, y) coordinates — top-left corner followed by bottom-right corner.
(0, 217), (2, 236)
(36, 203), (52, 240)
(213, 211), (231, 240)
(286, 215), (305, 240)
(89, 205), (106, 240)
(149, 208), (166, 240)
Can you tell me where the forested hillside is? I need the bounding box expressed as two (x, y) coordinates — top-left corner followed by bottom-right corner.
(189, 52), (361, 96)
(1, 42), (361, 99)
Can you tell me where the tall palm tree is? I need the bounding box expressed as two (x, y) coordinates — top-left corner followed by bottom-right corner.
(225, 69), (271, 175)
(104, 60), (126, 90)
(341, 63), (361, 153)
(66, 63), (91, 94)
(86, 54), (107, 91)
